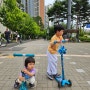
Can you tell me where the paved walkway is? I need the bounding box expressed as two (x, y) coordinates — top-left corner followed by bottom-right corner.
(0, 39), (90, 90)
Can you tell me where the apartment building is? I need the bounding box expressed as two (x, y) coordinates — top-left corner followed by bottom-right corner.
(21, 0), (44, 24)
(39, 0), (44, 24)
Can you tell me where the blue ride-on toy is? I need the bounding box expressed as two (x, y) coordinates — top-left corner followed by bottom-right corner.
(14, 71), (28, 90)
(13, 53), (35, 90)
(54, 46), (72, 88)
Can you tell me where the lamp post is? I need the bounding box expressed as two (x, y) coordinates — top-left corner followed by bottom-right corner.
(67, 0), (72, 38)
(67, 0), (72, 29)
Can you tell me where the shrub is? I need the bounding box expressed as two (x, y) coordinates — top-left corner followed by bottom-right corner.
(79, 36), (90, 42)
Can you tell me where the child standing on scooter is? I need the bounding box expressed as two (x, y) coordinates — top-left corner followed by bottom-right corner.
(14, 57), (36, 88)
(47, 24), (65, 80)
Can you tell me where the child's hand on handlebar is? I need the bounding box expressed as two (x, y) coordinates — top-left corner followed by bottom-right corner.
(53, 39), (69, 44)
(22, 68), (29, 74)
(53, 40), (62, 44)
(65, 39), (69, 42)
(61, 39), (69, 43)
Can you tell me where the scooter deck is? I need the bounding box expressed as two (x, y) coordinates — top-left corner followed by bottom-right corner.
(54, 75), (62, 82)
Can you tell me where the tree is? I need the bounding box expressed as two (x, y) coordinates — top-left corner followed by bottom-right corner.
(33, 16), (44, 31)
(0, 0), (41, 39)
(16, 0), (24, 9)
(47, 0), (67, 22)
(47, 0), (90, 29)
(72, 0), (90, 29)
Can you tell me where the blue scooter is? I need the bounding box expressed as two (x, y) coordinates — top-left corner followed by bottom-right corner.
(54, 46), (72, 88)
(13, 53), (34, 90)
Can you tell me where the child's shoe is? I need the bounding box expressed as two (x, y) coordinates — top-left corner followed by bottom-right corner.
(29, 81), (37, 88)
(53, 73), (61, 78)
(47, 73), (54, 80)
(14, 79), (20, 88)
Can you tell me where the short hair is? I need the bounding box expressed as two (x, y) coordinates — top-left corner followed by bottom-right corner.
(24, 57), (35, 67)
(54, 24), (65, 33)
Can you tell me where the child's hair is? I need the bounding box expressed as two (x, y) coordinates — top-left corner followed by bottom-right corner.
(54, 24), (65, 33)
(24, 57), (35, 67)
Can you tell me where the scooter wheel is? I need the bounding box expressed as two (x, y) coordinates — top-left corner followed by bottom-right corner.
(14, 83), (19, 88)
(68, 79), (72, 87)
(58, 82), (61, 88)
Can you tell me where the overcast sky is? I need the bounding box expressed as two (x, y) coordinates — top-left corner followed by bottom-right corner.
(45, 0), (54, 5)
(45, 0), (90, 5)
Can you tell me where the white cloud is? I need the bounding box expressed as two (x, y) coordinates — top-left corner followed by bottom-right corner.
(45, 0), (54, 5)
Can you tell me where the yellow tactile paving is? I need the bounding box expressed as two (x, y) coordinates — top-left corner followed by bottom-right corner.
(7, 55), (14, 58)
(0, 54), (14, 59)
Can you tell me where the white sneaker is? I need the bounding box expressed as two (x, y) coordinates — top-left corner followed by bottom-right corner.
(47, 73), (54, 80)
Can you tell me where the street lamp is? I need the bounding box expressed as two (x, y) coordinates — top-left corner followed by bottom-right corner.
(67, 0), (72, 29)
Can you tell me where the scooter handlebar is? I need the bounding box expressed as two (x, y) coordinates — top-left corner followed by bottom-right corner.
(62, 39), (68, 43)
(13, 53), (35, 57)
(54, 39), (68, 44)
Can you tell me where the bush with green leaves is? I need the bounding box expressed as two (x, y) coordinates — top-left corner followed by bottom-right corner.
(79, 36), (90, 42)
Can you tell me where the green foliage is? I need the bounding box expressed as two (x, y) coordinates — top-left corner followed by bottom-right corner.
(46, 26), (54, 40)
(33, 16), (44, 31)
(84, 32), (90, 35)
(72, 0), (90, 22)
(16, 0), (24, 9)
(38, 30), (47, 39)
(4, 0), (17, 11)
(47, 0), (90, 28)
(16, 0), (21, 4)
(49, 26), (54, 37)
(79, 30), (90, 42)
(79, 29), (84, 36)
(79, 36), (90, 42)
(47, 0), (67, 18)
(0, 0), (42, 39)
